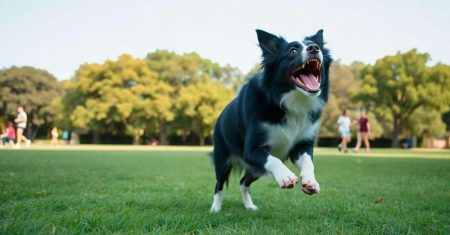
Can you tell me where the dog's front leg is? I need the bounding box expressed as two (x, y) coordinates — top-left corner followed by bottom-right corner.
(245, 130), (298, 188)
(245, 148), (298, 188)
(295, 152), (320, 194)
(264, 155), (298, 188)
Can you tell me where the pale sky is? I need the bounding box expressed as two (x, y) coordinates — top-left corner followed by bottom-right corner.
(1, 0), (449, 80)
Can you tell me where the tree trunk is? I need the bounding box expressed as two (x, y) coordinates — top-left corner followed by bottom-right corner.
(27, 125), (38, 140)
(133, 135), (141, 145)
(391, 135), (400, 148)
(92, 132), (100, 144)
(0, 101), (7, 121)
(181, 132), (188, 144)
(199, 135), (205, 146)
(159, 120), (168, 145)
(391, 118), (402, 147)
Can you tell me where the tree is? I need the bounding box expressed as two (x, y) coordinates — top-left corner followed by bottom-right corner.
(405, 107), (447, 138)
(176, 80), (234, 145)
(146, 50), (242, 88)
(0, 66), (62, 138)
(62, 55), (173, 144)
(146, 50), (242, 144)
(353, 50), (450, 147)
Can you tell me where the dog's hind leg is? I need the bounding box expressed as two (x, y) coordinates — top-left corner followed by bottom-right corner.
(210, 133), (231, 213)
(239, 171), (259, 211)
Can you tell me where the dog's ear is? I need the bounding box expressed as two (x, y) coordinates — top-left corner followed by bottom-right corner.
(256, 29), (281, 55)
(308, 29), (324, 46)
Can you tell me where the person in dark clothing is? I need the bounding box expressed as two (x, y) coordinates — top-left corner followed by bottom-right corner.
(353, 110), (371, 153)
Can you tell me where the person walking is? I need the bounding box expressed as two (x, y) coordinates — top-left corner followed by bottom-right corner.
(337, 109), (351, 153)
(50, 127), (59, 145)
(14, 105), (31, 148)
(353, 110), (371, 153)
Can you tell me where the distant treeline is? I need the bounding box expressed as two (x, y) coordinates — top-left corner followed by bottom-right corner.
(1, 49), (449, 146)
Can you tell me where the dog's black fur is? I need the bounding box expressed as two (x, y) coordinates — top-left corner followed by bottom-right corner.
(212, 29), (332, 202)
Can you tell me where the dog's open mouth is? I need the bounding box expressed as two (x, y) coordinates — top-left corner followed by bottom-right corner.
(290, 58), (321, 93)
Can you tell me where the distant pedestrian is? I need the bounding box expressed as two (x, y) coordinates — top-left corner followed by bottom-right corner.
(62, 131), (70, 144)
(50, 127), (59, 145)
(337, 109), (351, 153)
(151, 137), (159, 146)
(14, 105), (31, 148)
(353, 110), (371, 153)
(1, 122), (16, 147)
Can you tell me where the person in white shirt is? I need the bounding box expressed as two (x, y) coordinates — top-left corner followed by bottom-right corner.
(14, 105), (31, 148)
(337, 109), (351, 153)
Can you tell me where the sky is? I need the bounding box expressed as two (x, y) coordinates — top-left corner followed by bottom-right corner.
(0, 0), (449, 80)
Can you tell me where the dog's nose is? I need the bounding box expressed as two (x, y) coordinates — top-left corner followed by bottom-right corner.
(306, 44), (320, 54)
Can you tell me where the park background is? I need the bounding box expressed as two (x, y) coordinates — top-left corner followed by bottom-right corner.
(1, 0), (450, 148)
(1, 1), (450, 234)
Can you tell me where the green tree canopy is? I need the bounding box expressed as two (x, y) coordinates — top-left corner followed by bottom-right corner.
(146, 50), (242, 88)
(0, 66), (62, 138)
(353, 50), (450, 146)
(61, 54), (173, 144)
(146, 50), (241, 144)
(176, 80), (234, 145)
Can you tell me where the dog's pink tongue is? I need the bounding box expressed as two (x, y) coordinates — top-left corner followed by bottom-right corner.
(300, 74), (320, 90)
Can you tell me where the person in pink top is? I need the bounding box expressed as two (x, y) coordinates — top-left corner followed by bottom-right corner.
(1, 122), (16, 147)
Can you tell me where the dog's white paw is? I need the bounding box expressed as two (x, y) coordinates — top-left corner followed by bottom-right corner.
(245, 204), (258, 211)
(240, 185), (258, 211)
(210, 204), (221, 213)
(300, 175), (320, 195)
(210, 192), (222, 213)
(274, 169), (298, 189)
(265, 156), (298, 189)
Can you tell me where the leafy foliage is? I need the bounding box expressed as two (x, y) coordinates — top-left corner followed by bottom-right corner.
(353, 50), (450, 146)
(61, 55), (173, 143)
(176, 80), (234, 145)
(0, 66), (62, 137)
(146, 50), (238, 144)
(146, 50), (242, 88)
(2, 49), (448, 145)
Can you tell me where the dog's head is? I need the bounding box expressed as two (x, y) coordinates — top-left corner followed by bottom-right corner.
(256, 29), (332, 98)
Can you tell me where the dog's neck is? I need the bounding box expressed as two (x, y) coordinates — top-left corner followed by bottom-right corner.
(280, 89), (325, 116)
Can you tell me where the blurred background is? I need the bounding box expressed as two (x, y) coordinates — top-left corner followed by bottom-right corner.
(1, 0), (449, 147)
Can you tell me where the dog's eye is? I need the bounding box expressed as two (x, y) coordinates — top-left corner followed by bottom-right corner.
(290, 48), (298, 55)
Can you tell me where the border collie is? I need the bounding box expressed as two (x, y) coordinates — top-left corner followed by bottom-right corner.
(210, 29), (332, 212)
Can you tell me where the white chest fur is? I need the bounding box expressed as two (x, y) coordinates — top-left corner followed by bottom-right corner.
(262, 90), (324, 159)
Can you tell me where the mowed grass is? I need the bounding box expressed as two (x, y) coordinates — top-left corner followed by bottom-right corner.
(0, 148), (449, 234)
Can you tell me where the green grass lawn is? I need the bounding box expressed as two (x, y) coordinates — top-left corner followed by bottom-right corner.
(0, 148), (449, 234)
